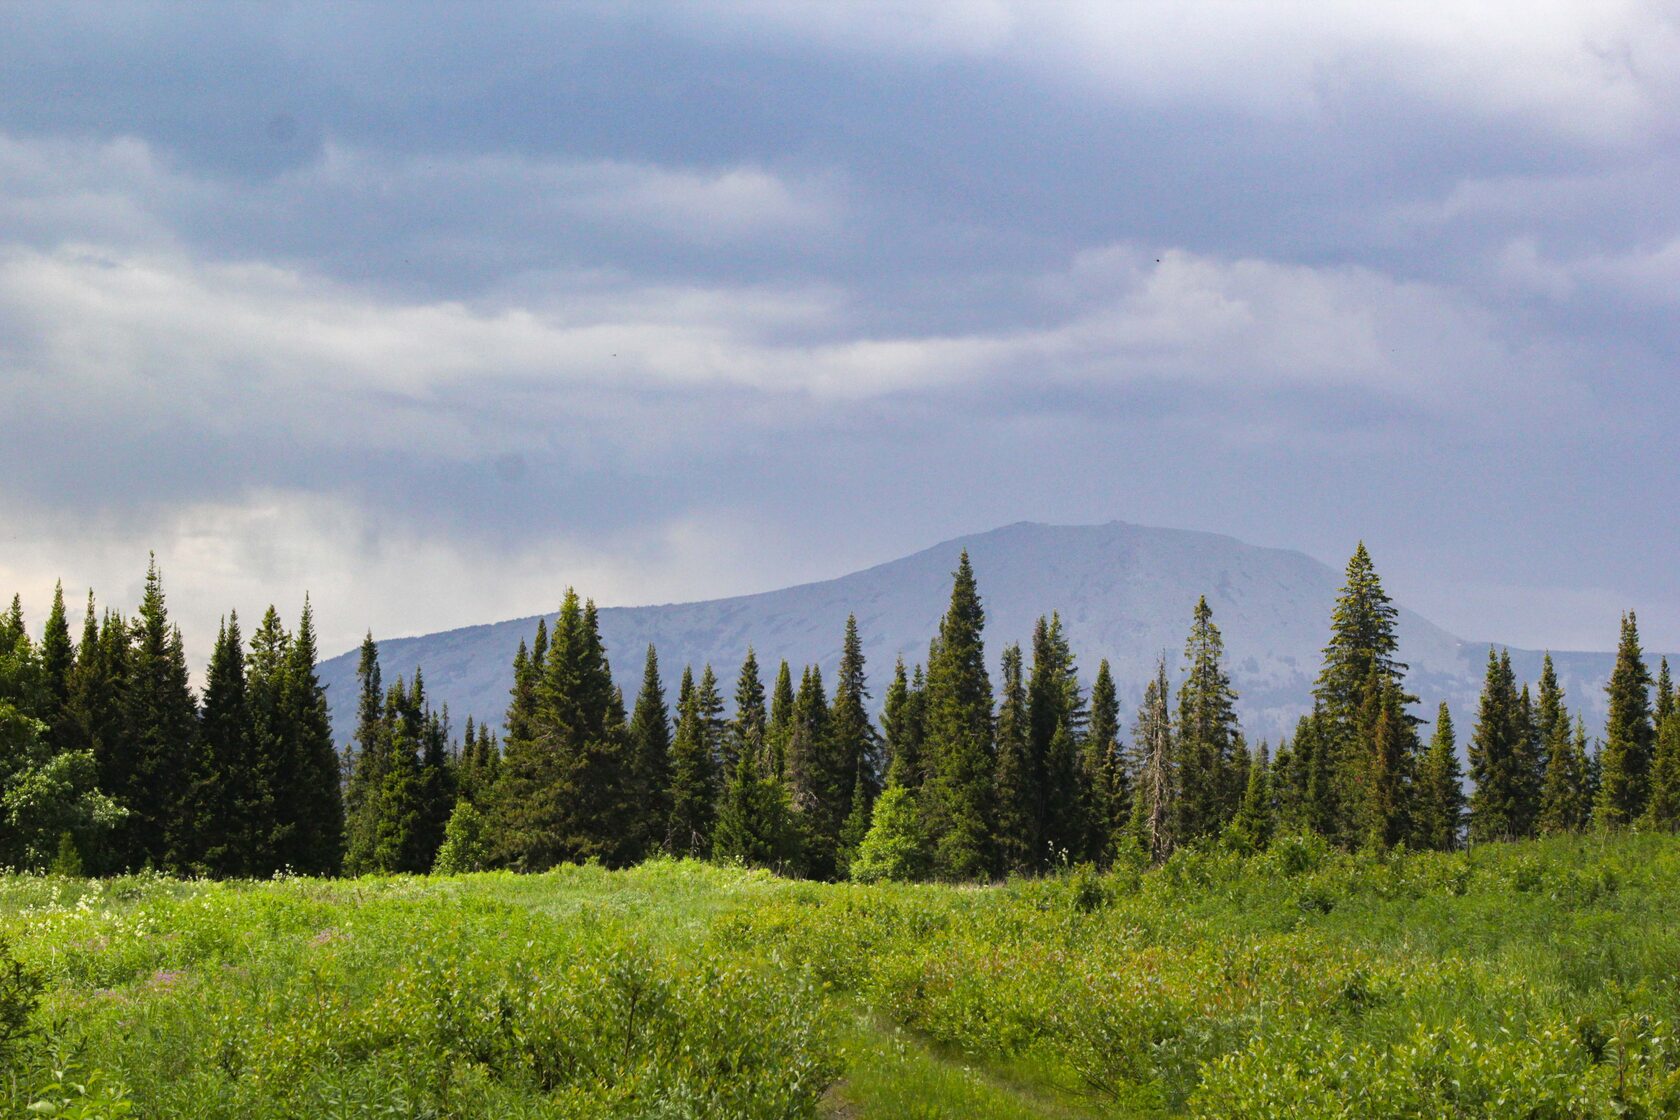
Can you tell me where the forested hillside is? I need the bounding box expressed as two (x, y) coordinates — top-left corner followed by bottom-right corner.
(5, 539), (1679, 881)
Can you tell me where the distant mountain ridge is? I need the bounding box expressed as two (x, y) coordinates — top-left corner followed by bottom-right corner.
(317, 521), (1639, 750)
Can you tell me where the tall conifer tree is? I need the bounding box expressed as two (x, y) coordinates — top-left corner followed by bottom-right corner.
(1469, 649), (1524, 842)
(1079, 659), (1125, 862)
(665, 666), (718, 857)
(280, 599), (345, 875)
(197, 614), (251, 876)
(1596, 612), (1654, 827)
(1230, 743), (1275, 849)
(1028, 613), (1083, 857)
(919, 552), (995, 880)
(1644, 705), (1680, 830)
(991, 643), (1036, 872)
(1312, 544), (1413, 845)
(1414, 704), (1466, 851)
(767, 659), (795, 779)
(39, 582), (75, 752)
(1129, 658), (1174, 863)
(120, 558), (199, 871)
(1176, 597), (1242, 842)
(881, 659), (926, 788)
(627, 644), (673, 858)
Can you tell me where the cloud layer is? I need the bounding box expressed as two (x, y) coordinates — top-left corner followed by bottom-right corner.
(2, 3), (1677, 669)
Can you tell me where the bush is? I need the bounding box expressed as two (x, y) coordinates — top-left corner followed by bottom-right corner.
(850, 786), (928, 884)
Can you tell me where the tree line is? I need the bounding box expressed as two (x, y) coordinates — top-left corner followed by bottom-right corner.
(4, 545), (1678, 879)
(0, 561), (341, 875)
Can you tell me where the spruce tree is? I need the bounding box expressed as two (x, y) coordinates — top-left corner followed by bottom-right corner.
(1230, 743), (1274, 850)
(788, 665), (845, 878)
(1643, 706), (1680, 831)
(1357, 673), (1416, 849)
(279, 599), (345, 875)
(1028, 613), (1083, 858)
(836, 769), (872, 877)
(626, 644), (673, 858)
(370, 677), (429, 872)
(1656, 659), (1674, 728)
(39, 582), (75, 753)
(767, 659), (795, 780)
(0, 594), (21, 651)
(1176, 597), (1242, 843)
(412, 682), (455, 871)
(731, 648), (767, 773)
(1536, 659), (1585, 835)
(713, 744), (796, 870)
(665, 667), (718, 857)
(1596, 612), (1654, 828)
(488, 592), (633, 869)
(1080, 659), (1125, 863)
(120, 558), (200, 871)
(919, 552), (995, 880)
(1469, 649), (1523, 843)
(66, 595), (129, 873)
(694, 665), (726, 765)
(1414, 704), (1466, 850)
(1530, 656), (1568, 831)
(197, 614), (251, 876)
(850, 782), (928, 883)
(1129, 658), (1174, 864)
(881, 659), (926, 789)
(343, 635), (398, 874)
(244, 607), (292, 873)
(83, 607), (133, 849)
(991, 643), (1036, 873)
(1312, 544), (1414, 845)
(830, 616), (881, 812)
(1269, 720), (1313, 839)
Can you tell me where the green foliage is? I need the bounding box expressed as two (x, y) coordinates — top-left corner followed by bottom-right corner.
(1079, 658), (1126, 863)
(1130, 658), (1175, 863)
(1028, 613), (1084, 861)
(117, 558), (200, 872)
(49, 832), (84, 878)
(920, 552), (996, 880)
(6, 835), (1680, 1117)
(432, 799), (491, 874)
(486, 592), (632, 870)
(664, 666), (719, 858)
(1597, 612), (1655, 828)
(991, 643), (1037, 874)
(626, 643), (673, 860)
(1176, 597), (1242, 844)
(713, 747), (798, 871)
(1413, 703), (1465, 850)
(850, 783), (929, 883)
(0, 932), (43, 1062)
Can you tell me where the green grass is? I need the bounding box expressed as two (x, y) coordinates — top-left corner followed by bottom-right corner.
(4, 835), (1680, 1117)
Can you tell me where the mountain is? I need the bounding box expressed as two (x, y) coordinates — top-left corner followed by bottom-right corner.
(317, 520), (1642, 749)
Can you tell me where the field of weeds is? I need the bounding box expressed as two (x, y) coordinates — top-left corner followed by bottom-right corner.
(4, 835), (1680, 1118)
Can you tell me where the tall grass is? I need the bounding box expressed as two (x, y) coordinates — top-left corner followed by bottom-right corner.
(4, 837), (1679, 1117)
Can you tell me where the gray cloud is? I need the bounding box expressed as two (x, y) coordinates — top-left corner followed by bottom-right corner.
(1, 2), (1677, 672)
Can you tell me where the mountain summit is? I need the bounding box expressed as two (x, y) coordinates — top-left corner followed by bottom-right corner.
(317, 521), (1629, 747)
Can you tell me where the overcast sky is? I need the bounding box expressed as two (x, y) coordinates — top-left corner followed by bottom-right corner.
(2, 1), (1678, 667)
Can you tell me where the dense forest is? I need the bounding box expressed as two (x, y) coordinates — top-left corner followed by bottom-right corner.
(3, 545), (1677, 880)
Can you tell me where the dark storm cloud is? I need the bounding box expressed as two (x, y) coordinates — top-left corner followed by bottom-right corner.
(1, 1), (1677, 660)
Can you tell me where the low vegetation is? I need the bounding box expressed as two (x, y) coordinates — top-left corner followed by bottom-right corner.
(4, 834), (1679, 1118)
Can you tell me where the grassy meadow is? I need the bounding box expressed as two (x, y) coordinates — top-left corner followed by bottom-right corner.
(4, 835), (1680, 1118)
